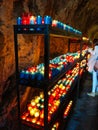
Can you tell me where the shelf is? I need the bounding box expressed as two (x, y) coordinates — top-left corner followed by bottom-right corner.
(14, 25), (82, 39)
(13, 23), (85, 130)
(19, 54), (86, 90)
(20, 56), (87, 129)
(20, 83), (76, 130)
(19, 60), (77, 89)
(21, 120), (44, 130)
(49, 75), (79, 126)
(20, 72), (82, 130)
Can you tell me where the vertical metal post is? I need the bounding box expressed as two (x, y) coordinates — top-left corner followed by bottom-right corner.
(68, 39), (70, 52)
(77, 38), (82, 99)
(14, 25), (21, 129)
(44, 25), (50, 130)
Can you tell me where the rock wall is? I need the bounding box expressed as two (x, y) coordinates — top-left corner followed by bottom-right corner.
(0, 0), (98, 129)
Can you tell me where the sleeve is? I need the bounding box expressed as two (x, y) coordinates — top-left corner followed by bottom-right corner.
(87, 55), (97, 72)
(88, 48), (95, 55)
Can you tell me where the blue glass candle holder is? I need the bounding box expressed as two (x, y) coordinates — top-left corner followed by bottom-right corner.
(69, 27), (74, 33)
(17, 17), (22, 25)
(44, 16), (52, 24)
(65, 25), (69, 32)
(36, 15), (42, 24)
(57, 21), (61, 28)
(30, 19), (34, 24)
(57, 21), (63, 29)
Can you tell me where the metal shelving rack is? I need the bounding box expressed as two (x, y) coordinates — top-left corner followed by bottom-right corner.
(13, 24), (82, 130)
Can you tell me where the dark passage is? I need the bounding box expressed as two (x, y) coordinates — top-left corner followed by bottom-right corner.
(65, 71), (98, 130)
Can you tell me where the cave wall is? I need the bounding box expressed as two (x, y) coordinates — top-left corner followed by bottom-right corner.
(0, 1), (98, 128)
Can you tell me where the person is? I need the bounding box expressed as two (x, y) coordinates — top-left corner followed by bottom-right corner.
(87, 41), (98, 97)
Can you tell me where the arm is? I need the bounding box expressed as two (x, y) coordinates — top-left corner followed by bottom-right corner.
(94, 57), (98, 71)
(88, 48), (95, 55)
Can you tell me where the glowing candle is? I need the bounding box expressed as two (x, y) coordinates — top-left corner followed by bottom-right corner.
(17, 17), (22, 25)
(34, 110), (40, 118)
(36, 120), (41, 125)
(21, 115), (26, 120)
(35, 97), (39, 103)
(40, 111), (44, 119)
(28, 104), (32, 111)
(30, 16), (35, 24)
(36, 15), (42, 24)
(30, 108), (36, 116)
(52, 20), (58, 27)
(22, 13), (30, 25)
(26, 117), (31, 122)
(57, 21), (63, 29)
(32, 118), (37, 123)
(44, 16), (52, 24)
(20, 70), (25, 78)
(31, 99), (36, 106)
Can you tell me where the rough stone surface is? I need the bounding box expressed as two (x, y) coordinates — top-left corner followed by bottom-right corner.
(0, 0), (98, 129)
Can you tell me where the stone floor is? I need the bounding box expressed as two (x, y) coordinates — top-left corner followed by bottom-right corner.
(65, 71), (98, 130)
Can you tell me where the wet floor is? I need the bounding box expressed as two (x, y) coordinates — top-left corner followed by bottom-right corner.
(65, 71), (98, 130)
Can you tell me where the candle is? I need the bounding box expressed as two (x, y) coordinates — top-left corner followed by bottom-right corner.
(57, 22), (63, 29)
(31, 118), (37, 123)
(36, 15), (42, 24)
(52, 20), (58, 27)
(24, 71), (29, 79)
(21, 115), (26, 120)
(30, 109), (35, 116)
(22, 13), (30, 25)
(69, 26), (74, 33)
(34, 110), (40, 118)
(44, 16), (52, 24)
(64, 24), (69, 31)
(20, 70), (25, 78)
(17, 17), (22, 25)
(30, 16), (35, 24)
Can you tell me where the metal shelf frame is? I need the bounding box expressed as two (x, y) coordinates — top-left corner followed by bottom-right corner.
(13, 24), (82, 130)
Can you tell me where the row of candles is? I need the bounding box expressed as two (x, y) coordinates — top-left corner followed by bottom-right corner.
(19, 54), (75, 83)
(63, 100), (73, 118)
(17, 13), (82, 35)
(49, 100), (72, 130)
(51, 100), (72, 130)
(21, 58), (87, 127)
(51, 122), (59, 130)
(19, 49), (87, 84)
(17, 14), (52, 25)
